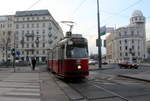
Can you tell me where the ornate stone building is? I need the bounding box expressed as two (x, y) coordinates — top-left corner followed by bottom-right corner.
(106, 10), (147, 63)
(0, 10), (64, 62)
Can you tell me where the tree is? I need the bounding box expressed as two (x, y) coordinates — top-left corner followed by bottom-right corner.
(0, 31), (12, 62)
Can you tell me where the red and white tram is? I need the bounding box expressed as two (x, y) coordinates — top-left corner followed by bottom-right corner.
(47, 34), (89, 78)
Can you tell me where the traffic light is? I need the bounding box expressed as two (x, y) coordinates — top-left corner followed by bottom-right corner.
(11, 48), (15, 56)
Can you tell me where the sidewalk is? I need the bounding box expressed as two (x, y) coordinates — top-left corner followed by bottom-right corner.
(118, 72), (150, 82)
(0, 67), (69, 101)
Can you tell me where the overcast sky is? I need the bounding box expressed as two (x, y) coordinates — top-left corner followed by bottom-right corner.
(0, 0), (150, 54)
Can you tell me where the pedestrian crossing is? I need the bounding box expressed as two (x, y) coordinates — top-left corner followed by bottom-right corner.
(0, 73), (41, 101)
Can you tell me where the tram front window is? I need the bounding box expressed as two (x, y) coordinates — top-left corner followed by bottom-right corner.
(66, 45), (88, 58)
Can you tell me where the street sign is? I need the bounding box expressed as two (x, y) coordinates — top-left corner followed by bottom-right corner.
(100, 26), (106, 36)
(96, 39), (101, 47)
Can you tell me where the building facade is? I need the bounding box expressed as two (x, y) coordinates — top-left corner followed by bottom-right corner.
(146, 40), (150, 58)
(0, 10), (64, 62)
(106, 10), (147, 63)
(0, 15), (14, 62)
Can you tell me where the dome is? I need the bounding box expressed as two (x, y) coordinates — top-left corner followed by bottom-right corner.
(132, 10), (143, 17)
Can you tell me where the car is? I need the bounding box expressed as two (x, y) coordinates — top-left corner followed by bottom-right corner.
(118, 62), (139, 69)
(89, 59), (97, 65)
(102, 62), (108, 65)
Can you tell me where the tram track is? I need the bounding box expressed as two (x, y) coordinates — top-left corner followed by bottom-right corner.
(67, 78), (132, 101)
(48, 71), (150, 101)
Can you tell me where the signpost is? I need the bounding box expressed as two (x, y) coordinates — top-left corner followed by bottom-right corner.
(11, 48), (15, 72)
(97, 0), (102, 69)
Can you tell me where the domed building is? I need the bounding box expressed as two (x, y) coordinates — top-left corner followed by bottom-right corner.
(106, 10), (147, 63)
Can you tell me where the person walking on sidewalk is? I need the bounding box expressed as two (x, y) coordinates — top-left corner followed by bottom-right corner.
(31, 58), (36, 70)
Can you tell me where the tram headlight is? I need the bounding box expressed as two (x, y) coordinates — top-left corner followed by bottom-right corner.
(77, 65), (82, 69)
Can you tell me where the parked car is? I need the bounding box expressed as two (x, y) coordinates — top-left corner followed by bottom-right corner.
(89, 59), (97, 65)
(118, 62), (139, 69)
(102, 62), (108, 65)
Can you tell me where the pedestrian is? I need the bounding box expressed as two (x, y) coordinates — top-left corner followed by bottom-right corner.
(31, 58), (36, 70)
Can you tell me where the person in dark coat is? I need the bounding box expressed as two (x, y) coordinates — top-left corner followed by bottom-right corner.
(31, 58), (36, 70)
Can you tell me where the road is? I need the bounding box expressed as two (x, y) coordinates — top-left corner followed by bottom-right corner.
(0, 64), (150, 101)
(54, 64), (150, 101)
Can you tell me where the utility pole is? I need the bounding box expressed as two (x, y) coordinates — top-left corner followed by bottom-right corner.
(97, 0), (102, 68)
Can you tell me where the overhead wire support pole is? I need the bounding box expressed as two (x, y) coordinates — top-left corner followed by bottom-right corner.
(97, 0), (102, 69)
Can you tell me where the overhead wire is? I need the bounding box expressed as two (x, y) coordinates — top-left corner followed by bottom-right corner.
(72, 0), (88, 15)
(27, 0), (42, 10)
(102, 0), (143, 25)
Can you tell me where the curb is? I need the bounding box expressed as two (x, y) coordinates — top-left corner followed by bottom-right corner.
(118, 74), (150, 82)
(89, 67), (112, 71)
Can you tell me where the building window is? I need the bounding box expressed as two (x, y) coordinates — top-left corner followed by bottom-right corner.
(32, 43), (34, 47)
(8, 31), (11, 36)
(43, 43), (45, 47)
(36, 43), (39, 47)
(120, 46), (122, 50)
(36, 23), (39, 28)
(27, 37), (29, 41)
(131, 31), (134, 36)
(27, 17), (30, 21)
(27, 44), (29, 48)
(32, 17), (34, 20)
(119, 32), (121, 36)
(27, 51), (29, 55)
(43, 50), (45, 54)
(22, 30), (24, 36)
(138, 46), (140, 49)
(32, 24), (34, 28)
(125, 53), (128, 56)
(138, 52), (140, 56)
(132, 40), (134, 43)
(125, 46), (128, 50)
(36, 51), (39, 54)
(32, 50), (34, 54)
(120, 53), (122, 56)
(137, 31), (139, 35)
(42, 30), (45, 34)
(54, 36), (57, 39)
(132, 46), (134, 49)
(22, 44), (24, 48)
(119, 40), (121, 44)
(23, 18), (25, 21)
(42, 23), (45, 27)
(37, 17), (39, 20)
(3, 31), (5, 36)
(43, 35), (45, 41)
(22, 24), (24, 28)
(124, 31), (127, 36)
(27, 24), (29, 28)
(124, 39), (127, 44)
(36, 30), (39, 34)
(132, 53), (135, 56)
(16, 24), (19, 29)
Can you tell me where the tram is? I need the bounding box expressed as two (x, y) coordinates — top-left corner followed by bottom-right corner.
(47, 34), (89, 78)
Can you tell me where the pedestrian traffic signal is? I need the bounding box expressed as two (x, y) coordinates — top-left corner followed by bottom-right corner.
(11, 48), (15, 56)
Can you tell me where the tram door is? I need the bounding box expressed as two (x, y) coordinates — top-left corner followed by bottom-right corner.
(58, 45), (64, 73)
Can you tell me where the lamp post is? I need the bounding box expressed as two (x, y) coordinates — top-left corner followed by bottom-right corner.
(97, 0), (102, 68)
